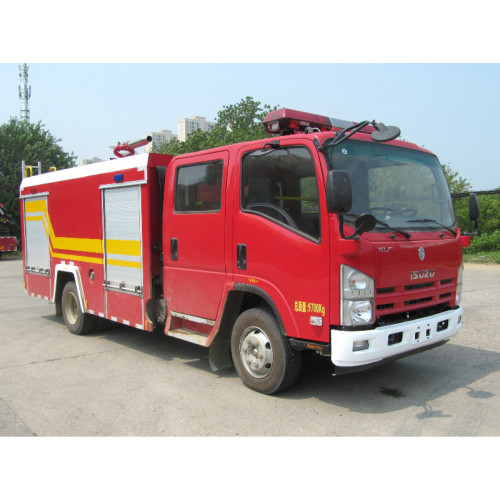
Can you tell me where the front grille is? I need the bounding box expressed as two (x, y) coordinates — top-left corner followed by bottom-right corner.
(405, 281), (433, 291)
(404, 297), (432, 306)
(376, 303), (451, 327)
(375, 276), (456, 326)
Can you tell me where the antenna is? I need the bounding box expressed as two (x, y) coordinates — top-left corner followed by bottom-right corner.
(18, 63), (31, 122)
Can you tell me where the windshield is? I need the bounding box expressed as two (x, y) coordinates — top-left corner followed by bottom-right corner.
(326, 140), (456, 231)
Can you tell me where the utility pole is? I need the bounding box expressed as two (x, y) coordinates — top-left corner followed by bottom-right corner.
(18, 63), (31, 122)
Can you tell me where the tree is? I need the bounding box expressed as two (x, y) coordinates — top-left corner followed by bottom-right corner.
(0, 118), (76, 236)
(441, 163), (472, 194)
(158, 96), (277, 156)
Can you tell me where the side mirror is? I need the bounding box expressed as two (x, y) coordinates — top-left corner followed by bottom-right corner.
(469, 193), (480, 221)
(371, 122), (401, 142)
(326, 170), (352, 214)
(354, 213), (377, 237)
(463, 192), (480, 237)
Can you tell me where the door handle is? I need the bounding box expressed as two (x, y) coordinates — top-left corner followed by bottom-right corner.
(237, 244), (247, 270)
(171, 238), (178, 261)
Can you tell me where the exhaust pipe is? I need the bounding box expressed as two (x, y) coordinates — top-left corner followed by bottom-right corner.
(113, 135), (153, 158)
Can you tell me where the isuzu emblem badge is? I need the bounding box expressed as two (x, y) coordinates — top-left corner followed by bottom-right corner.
(418, 247), (425, 261)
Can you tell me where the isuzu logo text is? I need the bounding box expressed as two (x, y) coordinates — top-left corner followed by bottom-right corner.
(410, 269), (435, 280)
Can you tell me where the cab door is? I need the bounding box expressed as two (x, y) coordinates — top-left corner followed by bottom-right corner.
(233, 143), (331, 343)
(163, 152), (228, 322)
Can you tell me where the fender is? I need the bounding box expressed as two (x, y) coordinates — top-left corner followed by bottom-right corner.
(233, 283), (287, 336)
(53, 263), (87, 313)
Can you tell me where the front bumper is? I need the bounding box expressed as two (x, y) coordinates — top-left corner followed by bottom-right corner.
(331, 307), (462, 370)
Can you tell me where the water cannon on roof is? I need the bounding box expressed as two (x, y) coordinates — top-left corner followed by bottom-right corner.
(113, 136), (153, 158)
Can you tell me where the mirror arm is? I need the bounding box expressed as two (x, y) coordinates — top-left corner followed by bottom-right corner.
(338, 213), (360, 240)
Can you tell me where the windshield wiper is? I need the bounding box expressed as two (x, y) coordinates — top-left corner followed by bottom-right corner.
(374, 219), (411, 239)
(345, 213), (411, 239)
(406, 218), (457, 237)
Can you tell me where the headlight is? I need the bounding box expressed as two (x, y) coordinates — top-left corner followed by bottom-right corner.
(341, 265), (375, 326)
(456, 262), (464, 305)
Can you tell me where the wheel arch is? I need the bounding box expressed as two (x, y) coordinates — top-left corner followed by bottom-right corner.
(53, 264), (86, 317)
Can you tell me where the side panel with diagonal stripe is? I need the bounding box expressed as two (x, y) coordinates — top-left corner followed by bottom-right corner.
(24, 195), (51, 273)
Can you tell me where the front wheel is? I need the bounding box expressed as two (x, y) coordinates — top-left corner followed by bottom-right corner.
(61, 281), (97, 335)
(231, 307), (301, 394)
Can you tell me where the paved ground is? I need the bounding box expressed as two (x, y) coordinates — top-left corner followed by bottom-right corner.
(0, 254), (499, 437)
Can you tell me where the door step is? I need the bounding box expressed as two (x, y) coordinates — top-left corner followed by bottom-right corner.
(167, 328), (209, 346)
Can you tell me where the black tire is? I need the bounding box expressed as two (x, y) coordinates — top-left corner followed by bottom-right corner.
(61, 281), (97, 335)
(231, 307), (301, 394)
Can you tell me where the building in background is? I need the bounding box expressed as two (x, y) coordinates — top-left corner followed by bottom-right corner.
(144, 129), (177, 153)
(177, 116), (215, 142)
(79, 157), (103, 166)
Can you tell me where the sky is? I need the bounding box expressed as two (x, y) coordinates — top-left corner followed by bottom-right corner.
(1, 1), (498, 192)
(1, 62), (498, 190)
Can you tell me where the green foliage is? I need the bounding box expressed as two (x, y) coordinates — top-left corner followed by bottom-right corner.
(158, 96), (277, 156)
(441, 163), (472, 194)
(0, 118), (76, 235)
(466, 230), (500, 253)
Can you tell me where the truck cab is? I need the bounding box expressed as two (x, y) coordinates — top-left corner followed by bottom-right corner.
(159, 109), (475, 393)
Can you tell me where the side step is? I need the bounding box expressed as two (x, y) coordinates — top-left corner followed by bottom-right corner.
(167, 328), (209, 347)
(168, 311), (214, 346)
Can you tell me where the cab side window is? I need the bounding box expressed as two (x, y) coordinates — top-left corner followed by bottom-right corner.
(241, 147), (320, 240)
(175, 161), (223, 213)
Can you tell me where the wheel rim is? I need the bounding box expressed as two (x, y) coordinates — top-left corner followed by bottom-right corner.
(63, 291), (79, 325)
(239, 326), (274, 378)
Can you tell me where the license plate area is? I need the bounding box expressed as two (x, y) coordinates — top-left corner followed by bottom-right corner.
(412, 325), (433, 344)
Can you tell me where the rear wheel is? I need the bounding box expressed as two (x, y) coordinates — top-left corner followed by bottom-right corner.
(231, 307), (301, 394)
(61, 281), (97, 335)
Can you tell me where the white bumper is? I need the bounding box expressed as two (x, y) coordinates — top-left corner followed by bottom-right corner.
(331, 307), (463, 368)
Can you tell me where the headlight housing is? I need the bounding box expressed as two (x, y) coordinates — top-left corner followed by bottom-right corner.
(456, 261), (464, 305)
(340, 265), (375, 326)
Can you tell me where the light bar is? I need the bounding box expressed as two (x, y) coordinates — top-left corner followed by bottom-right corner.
(263, 108), (355, 135)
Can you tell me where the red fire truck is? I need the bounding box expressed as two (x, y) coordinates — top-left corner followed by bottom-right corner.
(0, 203), (17, 257)
(19, 109), (479, 394)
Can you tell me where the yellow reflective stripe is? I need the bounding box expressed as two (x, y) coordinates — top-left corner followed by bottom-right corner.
(24, 200), (46, 213)
(107, 258), (141, 268)
(51, 234), (103, 254)
(51, 252), (103, 264)
(106, 239), (141, 256)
